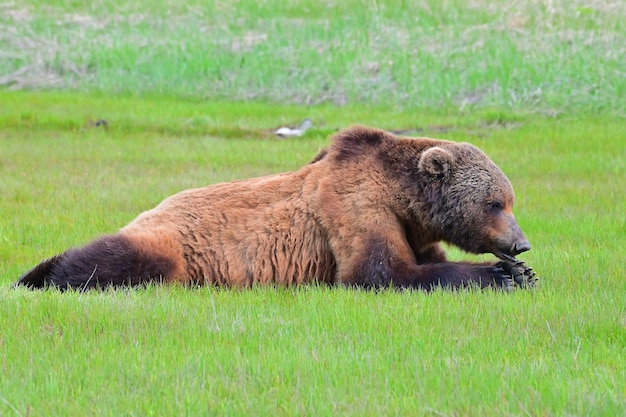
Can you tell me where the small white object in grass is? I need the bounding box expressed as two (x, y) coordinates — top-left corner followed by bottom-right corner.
(275, 119), (312, 138)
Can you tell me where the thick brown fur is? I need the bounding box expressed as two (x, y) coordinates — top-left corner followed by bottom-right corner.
(17, 126), (531, 291)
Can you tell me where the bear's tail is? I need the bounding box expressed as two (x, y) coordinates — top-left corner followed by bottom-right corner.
(15, 234), (176, 290)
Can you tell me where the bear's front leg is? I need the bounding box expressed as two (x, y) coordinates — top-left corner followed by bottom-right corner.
(402, 262), (516, 291)
(337, 235), (515, 291)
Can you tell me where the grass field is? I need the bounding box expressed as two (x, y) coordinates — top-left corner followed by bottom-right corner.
(2, 0), (626, 113)
(2, 0), (626, 416)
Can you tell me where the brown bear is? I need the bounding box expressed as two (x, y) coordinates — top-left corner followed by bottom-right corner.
(16, 126), (533, 291)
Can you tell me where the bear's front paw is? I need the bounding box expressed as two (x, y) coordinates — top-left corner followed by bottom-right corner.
(488, 265), (516, 291)
(472, 265), (516, 291)
(497, 259), (538, 289)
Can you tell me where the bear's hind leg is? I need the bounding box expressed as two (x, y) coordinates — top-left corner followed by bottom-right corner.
(15, 256), (61, 289)
(16, 234), (176, 290)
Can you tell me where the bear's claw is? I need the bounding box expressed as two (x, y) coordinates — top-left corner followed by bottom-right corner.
(497, 259), (538, 289)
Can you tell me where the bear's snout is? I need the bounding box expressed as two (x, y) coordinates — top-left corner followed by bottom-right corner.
(511, 240), (531, 256)
(489, 213), (531, 260)
(493, 237), (530, 261)
(506, 216), (531, 257)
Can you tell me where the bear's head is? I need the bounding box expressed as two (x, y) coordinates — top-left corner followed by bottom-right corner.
(416, 142), (530, 260)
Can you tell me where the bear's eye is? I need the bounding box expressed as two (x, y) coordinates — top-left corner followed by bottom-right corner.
(487, 201), (504, 212)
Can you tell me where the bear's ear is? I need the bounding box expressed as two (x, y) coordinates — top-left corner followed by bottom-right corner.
(418, 146), (453, 176)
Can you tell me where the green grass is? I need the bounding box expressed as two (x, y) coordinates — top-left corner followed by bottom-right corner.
(1, 92), (625, 416)
(1, 285), (622, 416)
(1, 0), (625, 113)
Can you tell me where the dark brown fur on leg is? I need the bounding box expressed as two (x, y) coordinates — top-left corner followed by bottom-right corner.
(16, 235), (175, 290)
(343, 238), (513, 291)
(15, 256), (61, 289)
(401, 262), (514, 291)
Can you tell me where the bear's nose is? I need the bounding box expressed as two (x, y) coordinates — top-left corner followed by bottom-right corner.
(512, 241), (531, 255)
